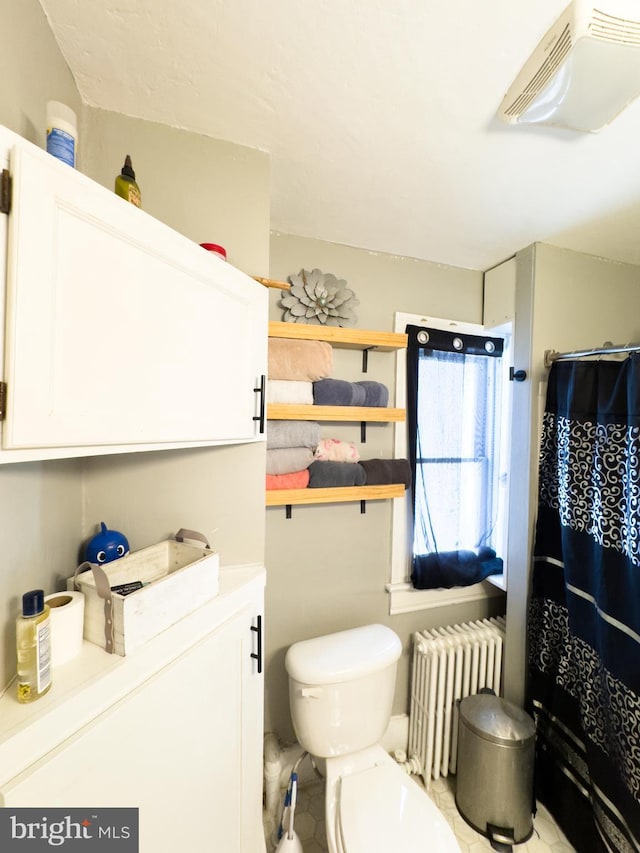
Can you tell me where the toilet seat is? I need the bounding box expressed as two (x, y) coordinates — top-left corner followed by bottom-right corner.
(337, 762), (460, 852)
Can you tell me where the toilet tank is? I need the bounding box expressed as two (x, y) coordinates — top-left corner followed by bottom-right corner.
(285, 624), (402, 758)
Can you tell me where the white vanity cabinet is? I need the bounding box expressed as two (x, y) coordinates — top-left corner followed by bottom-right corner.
(0, 125), (267, 462)
(0, 565), (266, 853)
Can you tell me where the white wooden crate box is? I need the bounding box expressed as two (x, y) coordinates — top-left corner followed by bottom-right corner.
(67, 539), (219, 656)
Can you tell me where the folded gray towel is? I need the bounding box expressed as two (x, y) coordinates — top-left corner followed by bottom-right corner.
(354, 380), (389, 407)
(308, 460), (366, 487)
(266, 447), (314, 475)
(267, 420), (320, 450)
(313, 379), (367, 406)
(360, 458), (412, 489)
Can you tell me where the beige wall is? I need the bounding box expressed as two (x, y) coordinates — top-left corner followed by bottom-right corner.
(504, 243), (640, 706)
(0, 0), (81, 149)
(82, 443), (267, 570)
(264, 233), (506, 742)
(532, 243), (640, 358)
(81, 108), (270, 278)
(0, 460), (83, 690)
(269, 233), (484, 329)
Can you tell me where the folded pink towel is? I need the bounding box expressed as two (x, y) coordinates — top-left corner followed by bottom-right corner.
(268, 338), (333, 381)
(266, 470), (310, 490)
(314, 437), (360, 463)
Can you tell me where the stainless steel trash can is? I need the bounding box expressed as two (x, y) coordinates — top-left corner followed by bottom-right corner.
(456, 693), (535, 849)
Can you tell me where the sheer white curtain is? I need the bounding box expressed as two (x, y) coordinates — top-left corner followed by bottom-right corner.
(406, 324), (505, 589)
(413, 348), (501, 555)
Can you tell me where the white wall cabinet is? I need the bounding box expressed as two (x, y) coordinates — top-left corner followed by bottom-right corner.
(0, 565), (266, 853)
(0, 125), (267, 462)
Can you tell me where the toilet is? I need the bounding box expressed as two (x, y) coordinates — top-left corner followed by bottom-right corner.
(285, 624), (461, 853)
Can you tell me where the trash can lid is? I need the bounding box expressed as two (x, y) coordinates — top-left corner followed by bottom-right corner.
(459, 694), (535, 745)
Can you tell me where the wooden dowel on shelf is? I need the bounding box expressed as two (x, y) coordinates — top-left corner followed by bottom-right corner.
(253, 276), (291, 290)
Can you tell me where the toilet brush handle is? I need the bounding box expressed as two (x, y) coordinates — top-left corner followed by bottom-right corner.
(287, 775), (298, 840)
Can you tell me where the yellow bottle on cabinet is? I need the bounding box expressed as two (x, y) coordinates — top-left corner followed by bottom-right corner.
(115, 155), (142, 208)
(16, 589), (52, 703)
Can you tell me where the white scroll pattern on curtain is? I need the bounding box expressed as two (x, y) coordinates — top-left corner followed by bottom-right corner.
(529, 596), (640, 804)
(538, 412), (640, 567)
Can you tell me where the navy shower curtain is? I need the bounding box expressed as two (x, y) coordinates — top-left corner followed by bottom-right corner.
(528, 356), (640, 852)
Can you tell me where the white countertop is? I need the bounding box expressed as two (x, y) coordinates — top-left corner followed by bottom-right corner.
(0, 563), (265, 788)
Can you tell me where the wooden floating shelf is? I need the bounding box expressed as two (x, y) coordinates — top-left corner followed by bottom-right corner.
(269, 321), (407, 351)
(266, 484), (406, 507)
(267, 404), (405, 423)
(266, 320), (408, 510)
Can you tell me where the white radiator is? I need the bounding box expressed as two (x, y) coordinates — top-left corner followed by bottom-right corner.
(408, 617), (506, 789)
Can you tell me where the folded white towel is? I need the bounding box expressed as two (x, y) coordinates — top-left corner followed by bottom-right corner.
(267, 379), (314, 405)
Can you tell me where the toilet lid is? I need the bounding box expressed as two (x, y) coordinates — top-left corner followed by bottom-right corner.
(338, 763), (460, 852)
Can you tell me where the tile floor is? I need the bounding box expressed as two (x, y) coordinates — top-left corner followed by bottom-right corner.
(266, 774), (576, 852)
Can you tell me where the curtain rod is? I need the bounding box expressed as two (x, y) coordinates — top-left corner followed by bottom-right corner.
(544, 342), (640, 368)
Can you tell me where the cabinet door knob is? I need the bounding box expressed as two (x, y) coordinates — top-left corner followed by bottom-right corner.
(250, 614), (263, 673)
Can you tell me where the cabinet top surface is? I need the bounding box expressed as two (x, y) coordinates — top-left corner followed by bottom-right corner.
(0, 564), (265, 787)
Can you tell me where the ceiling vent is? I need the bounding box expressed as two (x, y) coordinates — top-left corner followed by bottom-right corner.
(498, 0), (640, 132)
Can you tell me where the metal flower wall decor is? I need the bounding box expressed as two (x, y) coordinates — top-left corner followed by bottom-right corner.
(280, 268), (359, 326)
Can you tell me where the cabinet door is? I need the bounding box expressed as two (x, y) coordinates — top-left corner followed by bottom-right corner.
(242, 612), (266, 853)
(2, 135), (267, 452)
(1, 606), (266, 853)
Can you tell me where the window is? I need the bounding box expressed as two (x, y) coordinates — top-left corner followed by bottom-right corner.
(388, 313), (510, 613)
(407, 325), (505, 589)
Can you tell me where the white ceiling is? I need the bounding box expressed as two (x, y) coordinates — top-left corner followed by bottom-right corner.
(38, 0), (640, 272)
